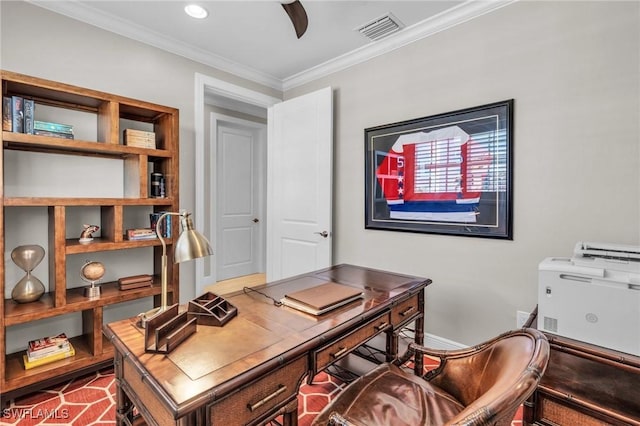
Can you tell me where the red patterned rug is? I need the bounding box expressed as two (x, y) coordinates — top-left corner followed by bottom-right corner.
(1, 362), (523, 425)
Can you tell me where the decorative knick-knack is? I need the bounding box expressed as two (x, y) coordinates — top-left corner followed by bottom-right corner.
(11, 245), (46, 304)
(81, 260), (105, 299)
(79, 224), (100, 244)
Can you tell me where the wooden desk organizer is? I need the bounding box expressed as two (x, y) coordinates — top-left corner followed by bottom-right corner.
(143, 293), (238, 354)
(187, 292), (238, 326)
(144, 304), (197, 354)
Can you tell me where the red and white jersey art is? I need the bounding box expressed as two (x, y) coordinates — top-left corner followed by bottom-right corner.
(375, 125), (492, 223)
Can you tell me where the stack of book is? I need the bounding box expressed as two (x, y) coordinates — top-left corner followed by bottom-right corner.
(124, 128), (156, 149)
(118, 274), (153, 291)
(33, 120), (74, 139)
(125, 228), (158, 241)
(23, 333), (75, 370)
(3, 96), (36, 134)
(2, 96), (75, 138)
(150, 212), (172, 238)
(280, 282), (364, 315)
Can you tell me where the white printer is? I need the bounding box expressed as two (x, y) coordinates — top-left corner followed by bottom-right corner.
(538, 241), (640, 356)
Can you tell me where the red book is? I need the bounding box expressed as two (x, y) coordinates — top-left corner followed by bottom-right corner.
(28, 333), (70, 357)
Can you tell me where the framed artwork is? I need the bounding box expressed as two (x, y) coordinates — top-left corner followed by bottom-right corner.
(364, 100), (513, 239)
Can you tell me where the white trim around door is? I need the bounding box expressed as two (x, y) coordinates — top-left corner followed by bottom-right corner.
(194, 73), (281, 295)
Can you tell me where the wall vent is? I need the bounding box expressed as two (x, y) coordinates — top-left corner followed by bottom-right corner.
(357, 13), (404, 41)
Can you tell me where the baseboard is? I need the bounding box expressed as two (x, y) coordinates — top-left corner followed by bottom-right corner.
(424, 333), (466, 350)
(399, 328), (466, 350)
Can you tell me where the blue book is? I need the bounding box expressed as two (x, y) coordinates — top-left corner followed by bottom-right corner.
(11, 96), (23, 133)
(150, 212), (171, 238)
(23, 99), (35, 134)
(34, 120), (73, 134)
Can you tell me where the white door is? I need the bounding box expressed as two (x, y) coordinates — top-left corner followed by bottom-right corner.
(216, 119), (266, 280)
(267, 87), (333, 281)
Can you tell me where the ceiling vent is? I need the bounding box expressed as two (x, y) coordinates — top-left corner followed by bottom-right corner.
(357, 13), (404, 41)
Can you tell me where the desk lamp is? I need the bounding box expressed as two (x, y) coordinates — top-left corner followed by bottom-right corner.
(138, 211), (213, 327)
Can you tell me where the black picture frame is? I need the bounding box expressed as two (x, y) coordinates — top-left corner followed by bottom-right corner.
(364, 100), (513, 239)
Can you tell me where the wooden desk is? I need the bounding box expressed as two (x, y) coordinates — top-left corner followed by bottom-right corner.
(103, 264), (431, 426)
(524, 309), (640, 425)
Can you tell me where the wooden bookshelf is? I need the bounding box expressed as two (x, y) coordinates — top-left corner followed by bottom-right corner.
(0, 70), (180, 403)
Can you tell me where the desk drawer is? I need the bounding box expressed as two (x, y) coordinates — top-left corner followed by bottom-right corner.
(391, 294), (421, 327)
(122, 356), (175, 426)
(312, 312), (391, 374)
(208, 355), (307, 425)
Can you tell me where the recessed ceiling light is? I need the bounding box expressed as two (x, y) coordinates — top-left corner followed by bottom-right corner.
(184, 4), (208, 19)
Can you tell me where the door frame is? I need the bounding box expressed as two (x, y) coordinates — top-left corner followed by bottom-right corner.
(195, 73), (281, 295)
(211, 113), (267, 281)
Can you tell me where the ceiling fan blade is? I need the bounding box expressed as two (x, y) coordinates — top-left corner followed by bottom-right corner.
(281, 0), (308, 39)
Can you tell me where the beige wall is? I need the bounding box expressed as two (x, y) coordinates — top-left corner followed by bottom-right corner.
(1, 1), (638, 345)
(285, 1), (640, 344)
(0, 1), (280, 307)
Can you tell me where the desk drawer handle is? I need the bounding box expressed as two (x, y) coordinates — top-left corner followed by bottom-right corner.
(248, 384), (287, 412)
(376, 322), (389, 331)
(332, 347), (348, 358)
(400, 306), (416, 316)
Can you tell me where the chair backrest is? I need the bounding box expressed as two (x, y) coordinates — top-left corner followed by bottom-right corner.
(429, 329), (549, 425)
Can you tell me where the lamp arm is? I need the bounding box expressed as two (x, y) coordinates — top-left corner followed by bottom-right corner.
(156, 211), (182, 310)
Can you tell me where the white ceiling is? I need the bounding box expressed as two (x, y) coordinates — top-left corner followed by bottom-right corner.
(29, 0), (514, 91)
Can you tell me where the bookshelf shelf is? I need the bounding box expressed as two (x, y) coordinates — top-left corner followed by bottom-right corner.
(4, 280), (165, 325)
(3, 131), (173, 157)
(64, 238), (169, 254)
(4, 197), (175, 207)
(1, 70), (180, 402)
(4, 335), (114, 390)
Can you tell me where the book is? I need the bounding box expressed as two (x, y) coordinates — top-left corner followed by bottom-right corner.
(120, 281), (153, 291)
(118, 274), (153, 285)
(11, 96), (23, 133)
(34, 120), (74, 134)
(27, 333), (70, 357)
(125, 138), (156, 149)
(27, 342), (70, 361)
(23, 99), (35, 134)
(124, 135), (156, 149)
(118, 274), (153, 290)
(124, 128), (155, 139)
(124, 129), (156, 149)
(127, 235), (158, 241)
(126, 228), (158, 240)
(33, 129), (74, 139)
(281, 282), (364, 315)
(2, 96), (12, 131)
(150, 212), (171, 238)
(23, 343), (75, 370)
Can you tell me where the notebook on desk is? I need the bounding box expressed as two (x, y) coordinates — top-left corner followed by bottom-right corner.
(281, 282), (364, 315)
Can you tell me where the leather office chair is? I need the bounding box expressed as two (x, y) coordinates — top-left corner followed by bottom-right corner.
(311, 328), (549, 426)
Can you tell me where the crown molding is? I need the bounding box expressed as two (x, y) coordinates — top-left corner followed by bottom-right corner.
(27, 0), (284, 91)
(282, 0), (517, 91)
(27, 0), (516, 93)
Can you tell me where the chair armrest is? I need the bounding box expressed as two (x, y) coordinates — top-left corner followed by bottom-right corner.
(405, 342), (486, 381)
(407, 328), (546, 364)
(407, 342), (482, 360)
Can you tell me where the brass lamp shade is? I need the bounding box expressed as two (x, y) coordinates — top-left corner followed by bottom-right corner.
(175, 214), (213, 263)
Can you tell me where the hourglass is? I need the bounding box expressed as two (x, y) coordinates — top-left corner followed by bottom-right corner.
(11, 245), (46, 304)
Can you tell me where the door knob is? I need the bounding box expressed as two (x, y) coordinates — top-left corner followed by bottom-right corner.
(253, 218), (260, 223)
(314, 231), (329, 238)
